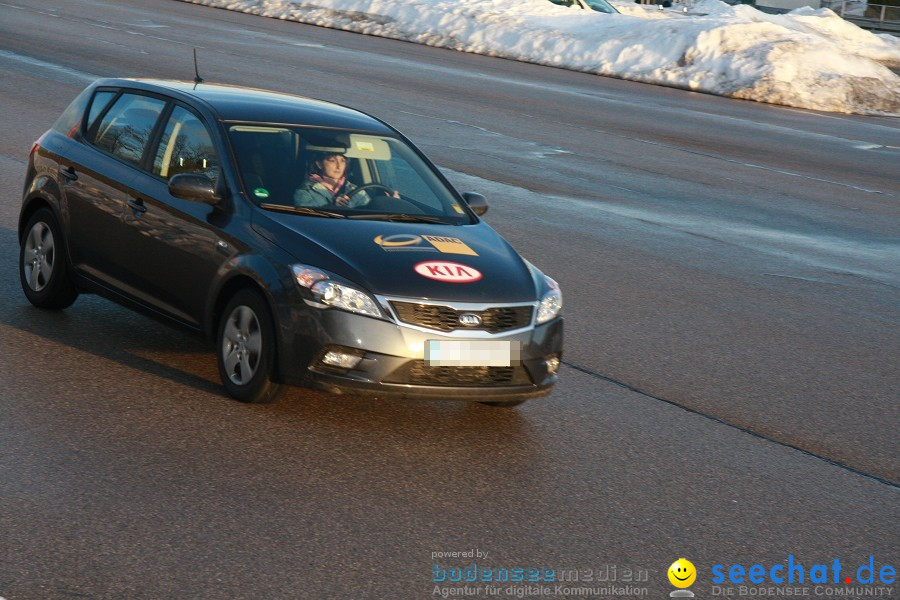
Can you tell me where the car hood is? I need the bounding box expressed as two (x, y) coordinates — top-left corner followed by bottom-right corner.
(252, 210), (539, 303)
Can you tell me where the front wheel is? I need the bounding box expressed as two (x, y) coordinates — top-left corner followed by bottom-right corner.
(20, 208), (78, 309)
(216, 289), (285, 403)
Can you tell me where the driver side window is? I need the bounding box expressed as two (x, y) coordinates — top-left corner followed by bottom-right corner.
(152, 106), (220, 185)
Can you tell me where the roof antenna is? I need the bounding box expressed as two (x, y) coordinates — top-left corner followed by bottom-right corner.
(193, 48), (204, 86)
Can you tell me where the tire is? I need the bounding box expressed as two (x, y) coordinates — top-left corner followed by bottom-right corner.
(19, 207), (78, 310)
(479, 399), (527, 408)
(216, 289), (285, 403)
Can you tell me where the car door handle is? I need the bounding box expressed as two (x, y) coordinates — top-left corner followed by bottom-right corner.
(128, 198), (147, 214)
(59, 166), (78, 182)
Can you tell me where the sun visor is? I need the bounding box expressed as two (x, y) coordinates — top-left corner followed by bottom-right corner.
(306, 145), (347, 154)
(230, 126), (292, 133)
(344, 135), (391, 160)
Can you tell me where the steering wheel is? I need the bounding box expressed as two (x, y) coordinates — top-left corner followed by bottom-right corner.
(346, 183), (393, 199)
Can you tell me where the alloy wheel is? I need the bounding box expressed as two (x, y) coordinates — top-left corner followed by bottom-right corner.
(23, 221), (56, 292)
(221, 305), (262, 385)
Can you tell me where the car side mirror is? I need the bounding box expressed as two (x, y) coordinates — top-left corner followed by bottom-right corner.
(462, 192), (488, 216)
(168, 173), (221, 205)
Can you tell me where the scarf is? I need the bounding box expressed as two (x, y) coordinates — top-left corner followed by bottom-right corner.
(309, 173), (346, 198)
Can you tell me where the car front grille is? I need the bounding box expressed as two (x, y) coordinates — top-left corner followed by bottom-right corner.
(389, 301), (533, 333)
(384, 361), (533, 387)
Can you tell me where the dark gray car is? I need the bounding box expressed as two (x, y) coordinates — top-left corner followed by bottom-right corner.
(19, 78), (563, 406)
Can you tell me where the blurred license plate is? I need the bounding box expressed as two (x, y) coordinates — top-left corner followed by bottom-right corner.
(425, 340), (520, 367)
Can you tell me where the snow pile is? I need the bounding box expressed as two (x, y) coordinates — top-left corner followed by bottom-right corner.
(178, 0), (900, 114)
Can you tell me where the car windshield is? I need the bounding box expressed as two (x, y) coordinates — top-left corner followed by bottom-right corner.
(582, 0), (618, 12)
(227, 125), (473, 224)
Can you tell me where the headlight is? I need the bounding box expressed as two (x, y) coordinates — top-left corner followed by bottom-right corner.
(311, 281), (382, 318)
(291, 264), (382, 319)
(536, 276), (562, 324)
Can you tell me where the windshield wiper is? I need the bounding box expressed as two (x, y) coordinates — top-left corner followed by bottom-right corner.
(260, 203), (346, 219)
(348, 213), (450, 224)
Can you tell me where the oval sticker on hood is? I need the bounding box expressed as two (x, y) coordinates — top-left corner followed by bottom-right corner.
(414, 261), (482, 283)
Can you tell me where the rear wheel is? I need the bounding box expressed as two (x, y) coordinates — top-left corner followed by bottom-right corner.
(20, 208), (78, 309)
(217, 289), (285, 403)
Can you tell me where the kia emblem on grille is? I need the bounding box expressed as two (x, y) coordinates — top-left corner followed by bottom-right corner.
(458, 313), (482, 327)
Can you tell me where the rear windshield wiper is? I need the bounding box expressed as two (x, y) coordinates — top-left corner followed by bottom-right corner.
(348, 213), (450, 224)
(260, 203), (346, 219)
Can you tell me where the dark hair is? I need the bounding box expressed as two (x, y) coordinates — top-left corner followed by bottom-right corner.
(309, 152), (345, 175)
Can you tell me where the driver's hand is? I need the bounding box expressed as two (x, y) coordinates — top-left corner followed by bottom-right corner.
(391, 190), (401, 198)
(335, 194), (351, 207)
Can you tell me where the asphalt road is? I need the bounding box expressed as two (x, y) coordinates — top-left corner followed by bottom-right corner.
(0, 1), (897, 598)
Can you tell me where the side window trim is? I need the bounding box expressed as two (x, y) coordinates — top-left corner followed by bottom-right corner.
(142, 101), (176, 173)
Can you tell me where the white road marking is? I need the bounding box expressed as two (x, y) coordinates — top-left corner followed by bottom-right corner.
(0, 49), (100, 82)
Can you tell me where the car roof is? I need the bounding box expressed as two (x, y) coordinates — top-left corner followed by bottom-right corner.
(96, 78), (394, 133)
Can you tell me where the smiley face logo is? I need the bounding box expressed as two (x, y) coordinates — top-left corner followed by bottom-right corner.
(668, 558), (696, 588)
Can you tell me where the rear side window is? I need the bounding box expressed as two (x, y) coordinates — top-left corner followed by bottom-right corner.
(152, 106), (220, 185)
(51, 86), (92, 138)
(86, 91), (117, 132)
(91, 93), (166, 166)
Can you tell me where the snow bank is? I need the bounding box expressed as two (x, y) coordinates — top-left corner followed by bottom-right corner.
(177, 0), (900, 114)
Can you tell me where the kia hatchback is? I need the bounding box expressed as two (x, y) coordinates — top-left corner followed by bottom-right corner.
(20, 79), (562, 405)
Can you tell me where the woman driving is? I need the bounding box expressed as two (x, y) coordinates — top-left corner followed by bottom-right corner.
(293, 152), (371, 208)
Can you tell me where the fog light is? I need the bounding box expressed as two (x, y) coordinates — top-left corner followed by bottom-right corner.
(545, 355), (560, 376)
(320, 350), (363, 369)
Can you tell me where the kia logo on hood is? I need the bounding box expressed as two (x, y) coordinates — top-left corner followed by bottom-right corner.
(414, 261), (482, 283)
(458, 313), (483, 327)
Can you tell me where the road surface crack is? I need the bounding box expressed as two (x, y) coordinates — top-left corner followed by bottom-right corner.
(562, 360), (899, 489)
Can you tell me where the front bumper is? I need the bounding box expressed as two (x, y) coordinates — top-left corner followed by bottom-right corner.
(274, 295), (563, 401)
(310, 371), (557, 402)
